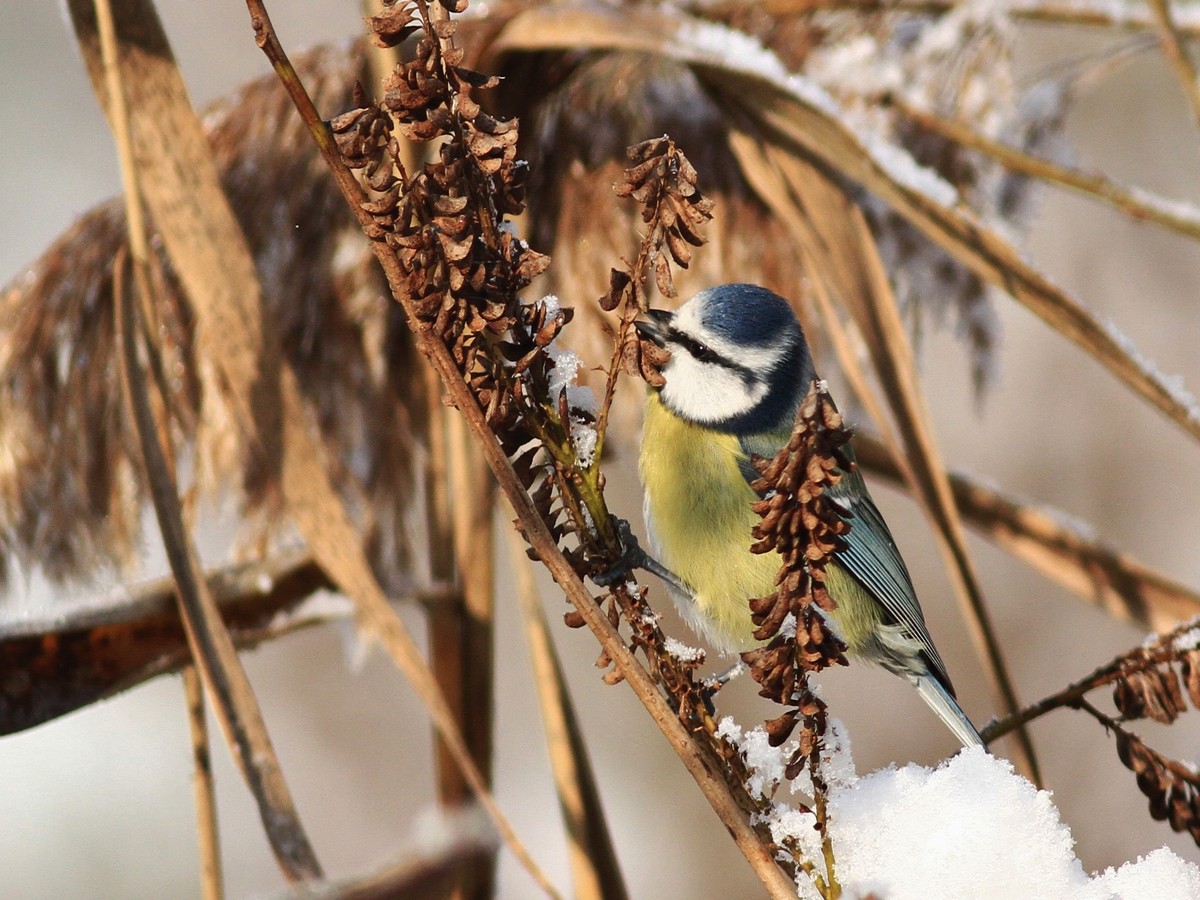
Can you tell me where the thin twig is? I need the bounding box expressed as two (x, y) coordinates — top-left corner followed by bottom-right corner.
(982, 616), (1200, 742)
(183, 664), (223, 900)
(243, 2), (797, 895)
(1077, 697), (1200, 792)
(1148, 0), (1200, 133)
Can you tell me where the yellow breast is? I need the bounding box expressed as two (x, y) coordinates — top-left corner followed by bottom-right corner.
(639, 392), (778, 651)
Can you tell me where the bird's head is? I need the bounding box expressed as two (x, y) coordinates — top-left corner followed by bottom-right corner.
(635, 283), (814, 434)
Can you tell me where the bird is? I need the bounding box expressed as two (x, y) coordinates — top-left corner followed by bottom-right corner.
(632, 282), (984, 748)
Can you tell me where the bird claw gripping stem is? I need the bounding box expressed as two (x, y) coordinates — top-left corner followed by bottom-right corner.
(591, 515), (690, 597)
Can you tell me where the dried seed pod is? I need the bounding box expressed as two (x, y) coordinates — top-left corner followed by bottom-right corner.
(739, 382), (853, 775)
(1113, 728), (1200, 847)
(1113, 668), (1187, 725)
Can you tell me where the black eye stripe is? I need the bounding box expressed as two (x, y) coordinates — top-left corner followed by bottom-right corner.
(668, 327), (757, 384)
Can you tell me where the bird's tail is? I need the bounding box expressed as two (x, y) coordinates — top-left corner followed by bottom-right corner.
(915, 676), (987, 749)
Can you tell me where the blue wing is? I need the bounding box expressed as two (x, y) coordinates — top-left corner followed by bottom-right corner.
(827, 460), (953, 691)
(737, 435), (954, 692)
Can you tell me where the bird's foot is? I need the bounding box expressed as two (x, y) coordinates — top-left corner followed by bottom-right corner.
(706, 661), (747, 689)
(591, 516), (689, 595)
(698, 661), (747, 717)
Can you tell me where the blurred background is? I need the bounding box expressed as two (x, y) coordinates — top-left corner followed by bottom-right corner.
(2, 2), (1199, 896)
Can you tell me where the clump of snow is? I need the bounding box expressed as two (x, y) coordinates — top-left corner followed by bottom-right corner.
(1172, 619), (1200, 653)
(674, 19), (788, 83)
(818, 747), (1200, 900)
(664, 636), (706, 666)
(719, 720), (1200, 899)
(1091, 847), (1200, 898)
(536, 294), (601, 465)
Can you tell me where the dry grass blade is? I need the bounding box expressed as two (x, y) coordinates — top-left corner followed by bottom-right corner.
(422, 391), (474, 817)
(67, 0), (281, 475)
(892, 97), (1200, 245)
(505, 514), (629, 900)
(445, 416), (499, 897)
(116, 235), (323, 883)
(95, 0), (320, 879)
(1148, 0), (1200, 133)
(722, 127), (1038, 782)
(853, 434), (1200, 632)
(183, 665), (224, 900)
(485, 4), (1200, 448)
(0, 552), (346, 736)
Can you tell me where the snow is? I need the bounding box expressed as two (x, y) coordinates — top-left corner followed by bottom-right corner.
(1171, 618), (1200, 652)
(546, 346), (582, 399)
(1101, 316), (1200, 427)
(720, 726), (1200, 899)
(864, 132), (960, 209)
(570, 419), (598, 467)
(663, 635), (706, 665)
(673, 19), (788, 83)
(1092, 847), (1200, 897)
(537, 294), (600, 465)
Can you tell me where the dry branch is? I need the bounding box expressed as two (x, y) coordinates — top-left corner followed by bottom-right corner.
(243, 2), (799, 892)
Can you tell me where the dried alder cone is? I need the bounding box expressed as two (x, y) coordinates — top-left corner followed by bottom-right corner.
(742, 382), (851, 778)
(333, 1), (581, 552)
(1099, 635), (1200, 845)
(603, 137), (713, 387)
(611, 135), (714, 296)
(1115, 726), (1200, 845)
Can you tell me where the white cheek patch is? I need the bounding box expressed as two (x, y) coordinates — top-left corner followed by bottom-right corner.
(660, 351), (768, 424)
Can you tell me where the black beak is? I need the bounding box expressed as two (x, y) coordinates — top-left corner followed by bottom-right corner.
(634, 308), (673, 346)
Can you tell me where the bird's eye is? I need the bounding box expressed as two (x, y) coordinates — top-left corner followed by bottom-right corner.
(668, 328), (722, 365)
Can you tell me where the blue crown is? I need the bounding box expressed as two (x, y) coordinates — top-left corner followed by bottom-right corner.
(697, 284), (799, 349)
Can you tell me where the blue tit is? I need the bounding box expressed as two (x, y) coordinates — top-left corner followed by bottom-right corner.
(634, 283), (984, 748)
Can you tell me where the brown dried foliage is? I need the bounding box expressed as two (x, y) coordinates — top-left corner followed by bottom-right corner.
(331, 1), (591, 570)
(1104, 630), (1200, 727)
(1095, 635), (1200, 846)
(1114, 726), (1200, 846)
(602, 137), (713, 394)
(742, 383), (852, 779)
(0, 44), (428, 593)
(610, 136), (714, 300)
